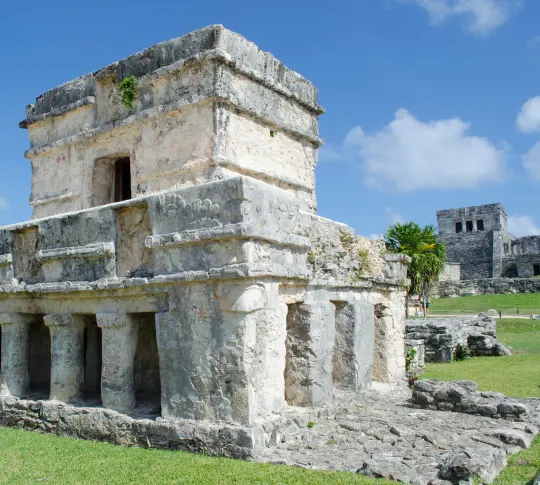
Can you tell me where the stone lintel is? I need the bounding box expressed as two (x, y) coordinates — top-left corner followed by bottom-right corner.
(0, 313), (36, 326)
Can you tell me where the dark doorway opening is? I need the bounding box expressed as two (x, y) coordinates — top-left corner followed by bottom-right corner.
(28, 317), (51, 397)
(84, 316), (102, 402)
(455, 222), (463, 233)
(114, 157), (132, 202)
(466, 221), (474, 232)
(477, 219), (484, 231)
(134, 314), (161, 413)
(534, 264), (540, 277)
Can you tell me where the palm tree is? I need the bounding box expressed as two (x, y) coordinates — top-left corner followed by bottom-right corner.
(384, 222), (446, 319)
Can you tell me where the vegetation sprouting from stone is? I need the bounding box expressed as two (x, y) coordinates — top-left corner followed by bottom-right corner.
(384, 222), (446, 317)
(453, 344), (471, 362)
(405, 347), (417, 372)
(117, 76), (138, 110)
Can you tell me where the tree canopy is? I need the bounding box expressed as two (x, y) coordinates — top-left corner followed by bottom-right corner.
(384, 222), (446, 297)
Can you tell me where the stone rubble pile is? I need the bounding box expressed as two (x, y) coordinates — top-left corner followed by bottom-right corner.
(412, 380), (530, 421)
(406, 317), (511, 364)
(261, 383), (540, 485)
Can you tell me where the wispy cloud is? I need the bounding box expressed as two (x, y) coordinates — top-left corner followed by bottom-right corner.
(522, 142), (540, 181)
(0, 197), (8, 212)
(508, 215), (540, 237)
(399, 0), (520, 37)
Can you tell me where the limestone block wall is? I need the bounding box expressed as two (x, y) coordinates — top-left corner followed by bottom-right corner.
(22, 26), (323, 219)
(439, 262), (461, 282)
(0, 176), (408, 429)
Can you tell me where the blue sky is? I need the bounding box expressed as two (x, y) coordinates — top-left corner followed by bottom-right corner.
(1, 0), (539, 238)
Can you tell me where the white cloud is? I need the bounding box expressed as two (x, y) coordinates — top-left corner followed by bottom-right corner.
(0, 197), (8, 212)
(343, 109), (506, 192)
(517, 97), (540, 133)
(369, 233), (384, 240)
(507, 215), (540, 237)
(405, 0), (519, 36)
(522, 141), (540, 180)
(386, 206), (406, 224)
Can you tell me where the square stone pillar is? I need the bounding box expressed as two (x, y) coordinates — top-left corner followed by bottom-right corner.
(43, 314), (86, 402)
(333, 302), (374, 392)
(0, 313), (33, 397)
(284, 300), (336, 406)
(157, 282), (286, 426)
(96, 312), (139, 413)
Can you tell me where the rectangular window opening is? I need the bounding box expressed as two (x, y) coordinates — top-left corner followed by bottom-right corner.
(477, 219), (484, 231)
(534, 264), (540, 277)
(455, 222), (463, 233)
(114, 157), (132, 202)
(466, 221), (474, 232)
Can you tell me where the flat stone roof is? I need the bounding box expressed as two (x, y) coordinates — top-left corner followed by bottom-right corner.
(21, 25), (320, 125)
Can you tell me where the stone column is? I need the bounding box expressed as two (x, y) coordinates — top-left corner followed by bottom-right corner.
(96, 312), (139, 413)
(284, 299), (335, 406)
(0, 313), (33, 397)
(43, 314), (86, 402)
(333, 302), (374, 392)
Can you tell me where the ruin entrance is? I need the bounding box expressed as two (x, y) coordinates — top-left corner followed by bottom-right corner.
(455, 222), (462, 233)
(466, 221), (473, 232)
(134, 313), (161, 412)
(28, 317), (51, 397)
(84, 316), (102, 401)
(534, 264), (540, 277)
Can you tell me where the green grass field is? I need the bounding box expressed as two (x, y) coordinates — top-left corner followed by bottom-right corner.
(423, 317), (540, 483)
(421, 318), (540, 397)
(0, 427), (392, 485)
(430, 293), (540, 315)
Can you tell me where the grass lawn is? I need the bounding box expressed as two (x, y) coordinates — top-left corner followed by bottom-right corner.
(423, 317), (540, 484)
(430, 293), (540, 315)
(0, 427), (392, 485)
(421, 318), (540, 398)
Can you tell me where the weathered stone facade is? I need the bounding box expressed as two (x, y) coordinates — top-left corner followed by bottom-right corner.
(0, 25), (408, 455)
(437, 203), (540, 282)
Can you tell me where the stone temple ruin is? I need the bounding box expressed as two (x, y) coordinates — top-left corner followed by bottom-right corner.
(0, 25), (409, 456)
(436, 203), (540, 296)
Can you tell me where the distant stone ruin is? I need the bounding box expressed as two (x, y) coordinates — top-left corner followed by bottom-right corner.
(0, 25), (409, 456)
(436, 203), (540, 296)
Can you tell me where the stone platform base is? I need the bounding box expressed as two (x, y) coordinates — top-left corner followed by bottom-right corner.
(0, 397), (264, 459)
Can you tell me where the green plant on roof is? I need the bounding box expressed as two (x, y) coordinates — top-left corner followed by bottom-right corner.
(117, 76), (138, 110)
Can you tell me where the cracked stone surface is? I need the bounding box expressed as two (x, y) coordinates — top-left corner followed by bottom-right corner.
(259, 385), (540, 484)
